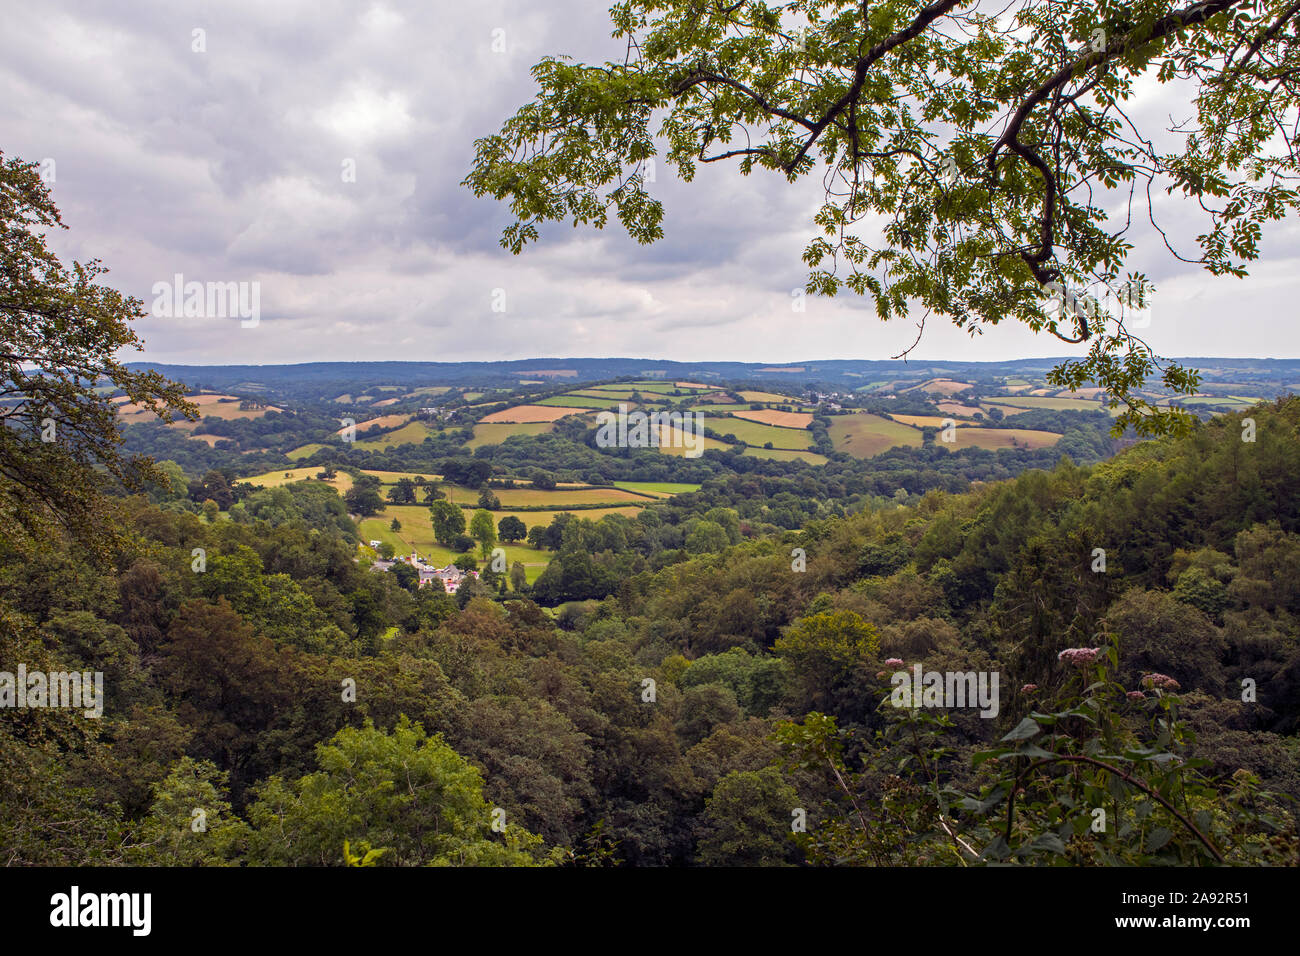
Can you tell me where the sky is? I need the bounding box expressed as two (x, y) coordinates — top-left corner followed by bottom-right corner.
(3, 0), (1298, 367)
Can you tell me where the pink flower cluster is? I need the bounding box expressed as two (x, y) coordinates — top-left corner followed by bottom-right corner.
(1141, 673), (1181, 692)
(884, 658), (904, 668)
(1126, 691), (1146, 701)
(1057, 647), (1100, 666)
(1020, 684), (1038, 694)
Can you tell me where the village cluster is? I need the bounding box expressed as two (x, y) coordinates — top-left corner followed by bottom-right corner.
(368, 544), (480, 593)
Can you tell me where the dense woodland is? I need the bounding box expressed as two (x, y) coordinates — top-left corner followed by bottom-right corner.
(4, 398), (1297, 865)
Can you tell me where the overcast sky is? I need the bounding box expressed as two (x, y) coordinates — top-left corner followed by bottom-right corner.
(4, 0), (1298, 367)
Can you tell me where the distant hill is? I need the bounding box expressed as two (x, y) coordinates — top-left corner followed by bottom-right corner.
(126, 356), (1300, 395)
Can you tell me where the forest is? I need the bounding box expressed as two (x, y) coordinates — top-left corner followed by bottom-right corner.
(3, 397), (1296, 865)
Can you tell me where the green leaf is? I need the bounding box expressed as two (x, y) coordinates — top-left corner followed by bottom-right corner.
(1031, 832), (1067, 855)
(1001, 717), (1041, 742)
(1145, 827), (1173, 852)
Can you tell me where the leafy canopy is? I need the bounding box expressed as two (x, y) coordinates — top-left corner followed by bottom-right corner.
(465, 0), (1300, 435)
(1, 152), (194, 552)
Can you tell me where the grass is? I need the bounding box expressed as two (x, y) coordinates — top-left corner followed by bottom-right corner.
(612, 481), (702, 497)
(741, 447), (829, 465)
(906, 379), (973, 397)
(243, 467), (353, 494)
(362, 470), (442, 483)
(534, 395), (629, 409)
(1181, 396), (1257, 406)
(707, 415), (814, 449)
(444, 484), (647, 507)
(736, 390), (799, 403)
(466, 422), (554, 448)
(891, 414), (959, 428)
(828, 413), (924, 457)
(353, 420), (440, 450)
(685, 403), (763, 413)
(570, 388), (639, 400)
(119, 393), (281, 425)
(935, 402), (984, 417)
(341, 414), (407, 433)
(651, 427), (730, 456)
(936, 428), (1062, 450)
(370, 504), (640, 576)
(286, 443), (327, 460)
(612, 381), (704, 394)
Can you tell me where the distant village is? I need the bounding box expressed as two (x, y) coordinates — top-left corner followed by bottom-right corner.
(368, 545), (480, 593)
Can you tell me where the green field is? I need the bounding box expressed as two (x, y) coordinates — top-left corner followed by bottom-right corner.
(362, 470), (442, 483)
(612, 481), (702, 497)
(891, 414), (958, 428)
(706, 416), (814, 449)
(571, 389), (639, 400)
(353, 420), (441, 450)
(466, 422), (555, 448)
(286, 443), (327, 460)
(443, 484), (647, 507)
(534, 395), (628, 409)
(829, 413), (924, 457)
(603, 381), (704, 394)
(686, 403), (785, 413)
(371, 504), (640, 574)
(741, 447), (829, 465)
(1180, 395), (1257, 406)
(244, 467), (353, 494)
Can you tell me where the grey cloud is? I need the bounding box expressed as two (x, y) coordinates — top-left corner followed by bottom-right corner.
(0, 0), (1294, 365)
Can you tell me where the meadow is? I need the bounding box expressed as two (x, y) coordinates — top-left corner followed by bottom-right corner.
(612, 481), (703, 497)
(706, 415), (814, 449)
(466, 422), (554, 448)
(353, 420), (440, 450)
(938, 428), (1062, 450)
(741, 447), (829, 464)
(828, 413), (924, 457)
(244, 466), (353, 493)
